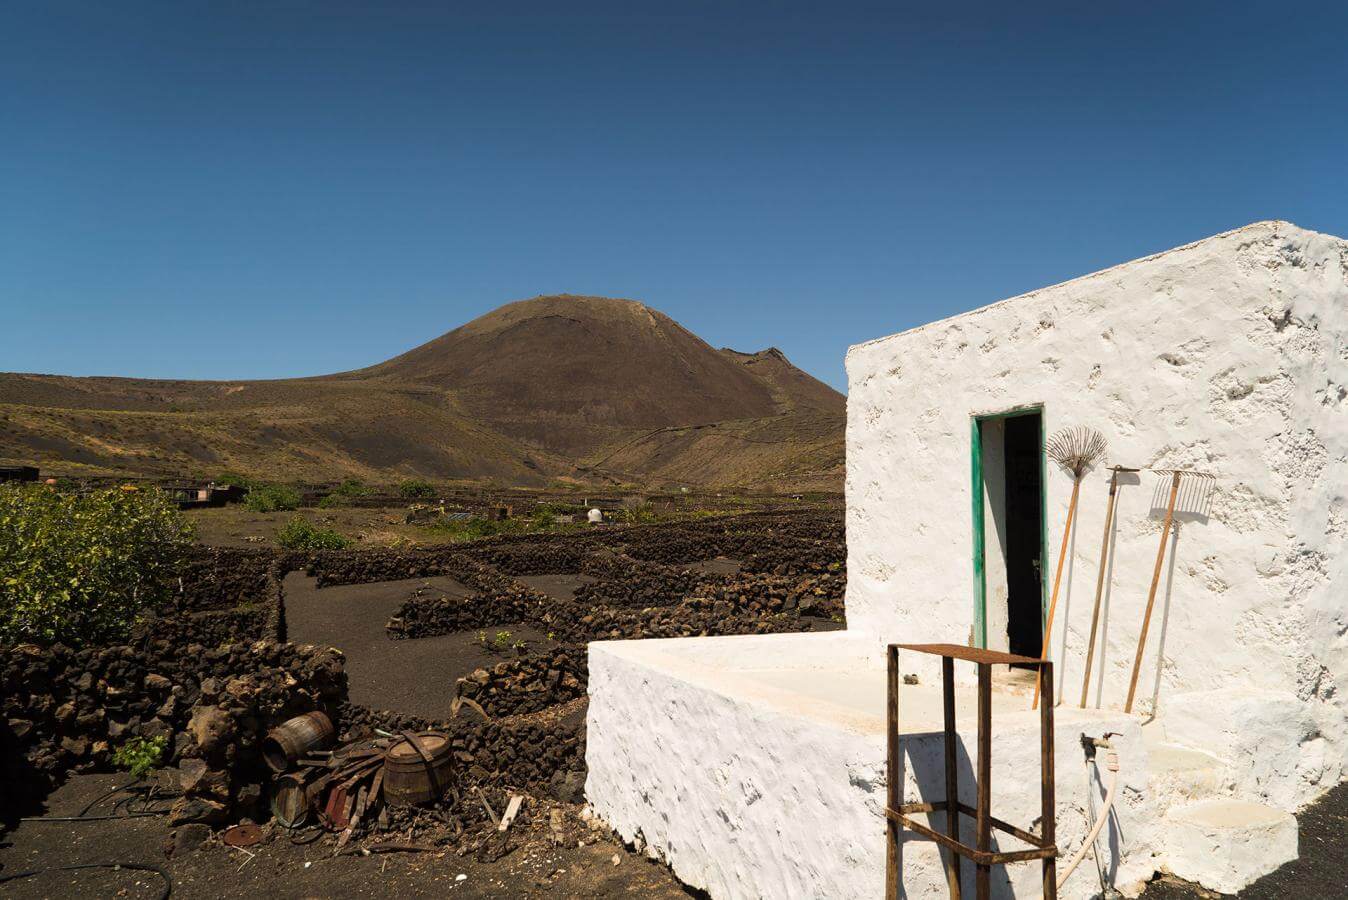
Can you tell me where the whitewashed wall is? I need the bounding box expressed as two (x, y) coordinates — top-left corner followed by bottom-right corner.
(844, 221), (1348, 806)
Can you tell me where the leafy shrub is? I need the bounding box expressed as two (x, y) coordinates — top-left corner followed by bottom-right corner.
(398, 479), (437, 500)
(317, 479), (370, 508)
(276, 516), (351, 551)
(424, 514), (531, 542)
(620, 502), (657, 524)
(112, 735), (167, 777)
(0, 485), (195, 646)
(244, 482), (301, 512)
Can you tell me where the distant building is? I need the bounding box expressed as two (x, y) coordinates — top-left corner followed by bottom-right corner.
(0, 465), (39, 483)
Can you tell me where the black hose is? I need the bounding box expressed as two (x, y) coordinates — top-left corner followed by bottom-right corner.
(18, 811), (167, 822)
(0, 862), (171, 899)
(76, 778), (143, 817)
(21, 779), (178, 822)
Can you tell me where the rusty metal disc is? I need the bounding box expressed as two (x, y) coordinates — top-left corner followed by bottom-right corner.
(222, 823), (264, 848)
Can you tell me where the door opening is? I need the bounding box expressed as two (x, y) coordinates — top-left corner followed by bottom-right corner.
(973, 409), (1045, 657)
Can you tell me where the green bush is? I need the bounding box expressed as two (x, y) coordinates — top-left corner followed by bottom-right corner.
(0, 485), (195, 646)
(112, 735), (167, 777)
(620, 502), (657, 524)
(317, 478), (370, 508)
(244, 482), (301, 512)
(398, 479), (437, 500)
(276, 516), (351, 551)
(425, 515), (518, 542)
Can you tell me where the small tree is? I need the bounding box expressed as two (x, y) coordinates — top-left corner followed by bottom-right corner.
(243, 482), (301, 512)
(0, 485), (195, 646)
(398, 479), (437, 500)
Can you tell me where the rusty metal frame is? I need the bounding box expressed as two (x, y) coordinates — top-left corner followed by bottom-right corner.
(885, 643), (1058, 900)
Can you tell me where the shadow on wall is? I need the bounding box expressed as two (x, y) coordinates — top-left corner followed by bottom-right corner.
(896, 730), (1014, 898)
(1147, 473), (1215, 525)
(1078, 469), (1213, 713)
(896, 730), (1124, 898)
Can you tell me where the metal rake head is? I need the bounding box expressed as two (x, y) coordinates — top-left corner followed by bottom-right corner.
(1046, 426), (1108, 478)
(1149, 468), (1216, 480)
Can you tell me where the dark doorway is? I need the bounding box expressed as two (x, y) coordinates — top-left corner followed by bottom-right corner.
(1002, 414), (1044, 658)
(976, 409), (1045, 656)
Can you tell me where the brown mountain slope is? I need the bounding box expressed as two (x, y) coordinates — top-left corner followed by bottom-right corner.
(357, 296), (793, 457)
(0, 295), (843, 489)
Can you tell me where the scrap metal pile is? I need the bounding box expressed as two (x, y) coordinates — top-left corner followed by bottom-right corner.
(263, 712), (456, 849)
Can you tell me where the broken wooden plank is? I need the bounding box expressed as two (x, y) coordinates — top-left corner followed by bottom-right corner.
(498, 795), (524, 832)
(476, 786), (500, 825)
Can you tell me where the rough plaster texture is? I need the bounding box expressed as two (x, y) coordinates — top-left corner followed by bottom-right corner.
(586, 634), (1154, 900)
(587, 222), (1348, 898)
(845, 220), (1347, 807)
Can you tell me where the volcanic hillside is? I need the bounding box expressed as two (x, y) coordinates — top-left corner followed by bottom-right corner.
(0, 296), (844, 489)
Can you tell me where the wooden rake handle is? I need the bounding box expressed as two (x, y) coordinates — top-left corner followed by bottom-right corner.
(1033, 476), (1080, 710)
(1079, 470), (1121, 707)
(1125, 472), (1182, 713)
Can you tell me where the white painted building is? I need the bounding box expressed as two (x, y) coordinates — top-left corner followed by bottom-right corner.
(586, 221), (1348, 898)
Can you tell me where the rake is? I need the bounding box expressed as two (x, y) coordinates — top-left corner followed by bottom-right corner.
(1124, 468), (1215, 714)
(1033, 426), (1108, 710)
(1078, 464), (1138, 707)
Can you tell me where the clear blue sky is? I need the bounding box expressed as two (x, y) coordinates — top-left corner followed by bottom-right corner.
(3, 2), (1345, 392)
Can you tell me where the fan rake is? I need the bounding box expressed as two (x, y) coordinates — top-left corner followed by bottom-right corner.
(1033, 426), (1108, 709)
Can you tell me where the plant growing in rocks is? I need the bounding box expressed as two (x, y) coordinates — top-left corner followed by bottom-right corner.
(112, 734), (167, 777)
(0, 484), (195, 646)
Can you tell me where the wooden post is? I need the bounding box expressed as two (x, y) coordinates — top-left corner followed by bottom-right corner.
(942, 656), (961, 900)
(1080, 470), (1121, 707)
(975, 662), (992, 900)
(1040, 661), (1057, 898)
(1126, 471), (1182, 713)
(886, 645), (900, 897)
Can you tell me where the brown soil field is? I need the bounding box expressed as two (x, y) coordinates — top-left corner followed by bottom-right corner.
(186, 505), (438, 549)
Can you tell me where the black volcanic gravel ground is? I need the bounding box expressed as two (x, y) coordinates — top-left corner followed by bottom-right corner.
(283, 572), (549, 720)
(682, 556), (741, 576)
(0, 773), (691, 899)
(513, 573), (597, 602)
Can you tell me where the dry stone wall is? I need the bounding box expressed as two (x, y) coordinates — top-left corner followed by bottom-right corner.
(0, 639), (345, 820)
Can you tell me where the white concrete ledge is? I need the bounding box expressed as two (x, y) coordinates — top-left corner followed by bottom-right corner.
(587, 633), (1157, 899)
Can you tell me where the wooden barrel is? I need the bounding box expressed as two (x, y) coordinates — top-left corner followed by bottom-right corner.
(262, 711), (334, 773)
(382, 732), (454, 806)
(271, 773), (313, 828)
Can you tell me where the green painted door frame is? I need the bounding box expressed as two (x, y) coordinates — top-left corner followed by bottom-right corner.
(970, 405), (1047, 649)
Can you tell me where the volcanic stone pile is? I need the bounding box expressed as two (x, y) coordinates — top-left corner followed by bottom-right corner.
(336, 699), (586, 806)
(384, 559), (552, 640)
(454, 645), (588, 719)
(572, 553), (711, 607)
(0, 638), (345, 822)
